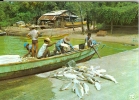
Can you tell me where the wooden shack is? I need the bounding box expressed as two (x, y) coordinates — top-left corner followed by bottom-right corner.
(38, 10), (78, 28)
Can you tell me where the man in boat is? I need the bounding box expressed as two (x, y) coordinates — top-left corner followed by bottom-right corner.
(85, 33), (97, 48)
(27, 25), (40, 57)
(85, 33), (101, 58)
(54, 36), (74, 54)
(23, 42), (35, 58)
(37, 37), (56, 59)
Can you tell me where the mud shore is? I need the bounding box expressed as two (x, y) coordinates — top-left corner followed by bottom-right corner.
(4, 26), (139, 45)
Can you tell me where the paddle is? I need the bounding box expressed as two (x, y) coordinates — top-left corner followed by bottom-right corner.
(91, 45), (101, 58)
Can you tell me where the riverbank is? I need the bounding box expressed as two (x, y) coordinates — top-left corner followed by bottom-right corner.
(3, 26), (138, 45)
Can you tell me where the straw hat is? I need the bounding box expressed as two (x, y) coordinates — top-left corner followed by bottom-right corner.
(44, 37), (51, 42)
(64, 36), (70, 43)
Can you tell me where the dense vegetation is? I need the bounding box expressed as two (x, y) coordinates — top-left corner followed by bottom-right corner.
(0, 1), (138, 33)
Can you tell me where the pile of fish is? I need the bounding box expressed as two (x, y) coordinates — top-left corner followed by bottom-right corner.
(48, 65), (118, 99)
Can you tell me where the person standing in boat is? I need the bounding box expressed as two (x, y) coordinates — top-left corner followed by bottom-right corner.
(37, 37), (56, 59)
(54, 36), (74, 54)
(27, 25), (39, 57)
(23, 42), (35, 58)
(85, 33), (97, 48)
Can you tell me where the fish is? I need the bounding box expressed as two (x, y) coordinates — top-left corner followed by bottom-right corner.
(82, 82), (89, 94)
(72, 83), (76, 92)
(63, 73), (77, 79)
(86, 71), (96, 77)
(87, 77), (95, 84)
(74, 83), (83, 99)
(83, 73), (100, 82)
(82, 73), (95, 78)
(72, 78), (80, 84)
(60, 81), (72, 91)
(77, 73), (86, 80)
(91, 77), (101, 83)
(79, 83), (84, 97)
(93, 66), (101, 70)
(100, 74), (118, 83)
(96, 69), (106, 73)
(94, 82), (101, 90)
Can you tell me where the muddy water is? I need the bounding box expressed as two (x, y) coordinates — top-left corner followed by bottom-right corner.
(0, 36), (27, 56)
(0, 36), (84, 57)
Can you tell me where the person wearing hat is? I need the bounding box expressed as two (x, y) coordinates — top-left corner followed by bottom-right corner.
(27, 25), (40, 57)
(37, 37), (56, 59)
(54, 36), (74, 54)
(23, 42), (36, 58)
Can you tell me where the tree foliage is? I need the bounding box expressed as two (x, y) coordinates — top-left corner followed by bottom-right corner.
(0, 1), (138, 33)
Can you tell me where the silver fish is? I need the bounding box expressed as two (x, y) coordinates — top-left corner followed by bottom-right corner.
(77, 73), (86, 79)
(74, 83), (83, 99)
(96, 69), (106, 73)
(72, 78), (80, 84)
(95, 82), (101, 90)
(78, 83), (84, 97)
(82, 82), (89, 94)
(87, 77), (95, 84)
(82, 73), (94, 78)
(60, 81), (72, 91)
(100, 74), (118, 83)
(83, 73), (100, 82)
(63, 73), (77, 79)
(105, 74), (118, 83)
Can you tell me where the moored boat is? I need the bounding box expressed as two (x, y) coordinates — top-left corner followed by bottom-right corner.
(65, 21), (86, 28)
(0, 32), (6, 36)
(0, 46), (97, 81)
(39, 33), (69, 40)
(50, 33), (69, 39)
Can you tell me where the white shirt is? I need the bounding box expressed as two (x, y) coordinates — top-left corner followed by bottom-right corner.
(28, 29), (38, 40)
(37, 43), (48, 58)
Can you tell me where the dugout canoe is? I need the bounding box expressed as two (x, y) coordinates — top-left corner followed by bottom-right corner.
(0, 47), (97, 81)
(38, 33), (69, 40)
(65, 21), (86, 28)
(50, 33), (69, 40)
(0, 32), (6, 36)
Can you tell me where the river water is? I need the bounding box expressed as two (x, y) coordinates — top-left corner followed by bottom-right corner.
(0, 35), (137, 58)
(0, 36), (84, 57)
(0, 36), (26, 56)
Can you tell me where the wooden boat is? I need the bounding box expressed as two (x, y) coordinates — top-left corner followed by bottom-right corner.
(39, 33), (69, 40)
(65, 21), (86, 28)
(0, 46), (97, 81)
(0, 32), (6, 36)
(50, 33), (69, 40)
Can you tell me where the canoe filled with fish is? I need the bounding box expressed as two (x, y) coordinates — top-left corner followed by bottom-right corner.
(0, 47), (96, 81)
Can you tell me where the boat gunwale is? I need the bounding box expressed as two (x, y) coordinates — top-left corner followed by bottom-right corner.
(0, 48), (91, 66)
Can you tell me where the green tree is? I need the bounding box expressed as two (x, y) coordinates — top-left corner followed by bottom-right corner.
(96, 2), (138, 34)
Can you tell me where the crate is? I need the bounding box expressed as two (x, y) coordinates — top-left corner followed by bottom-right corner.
(97, 30), (107, 36)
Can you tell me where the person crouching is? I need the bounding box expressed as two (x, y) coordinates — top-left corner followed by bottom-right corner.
(54, 36), (74, 55)
(37, 37), (55, 59)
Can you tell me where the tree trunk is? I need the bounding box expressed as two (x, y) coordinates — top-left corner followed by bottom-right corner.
(93, 21), (96, 30)
(86, 11), (90, 31)
(79, 3), (85, 34)
(110, 20), (113, 34)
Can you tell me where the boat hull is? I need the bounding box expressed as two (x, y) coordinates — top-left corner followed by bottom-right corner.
(65, 21), (86, 28)
(0, 32), (6, 36)
(0, 48), (96, 81)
